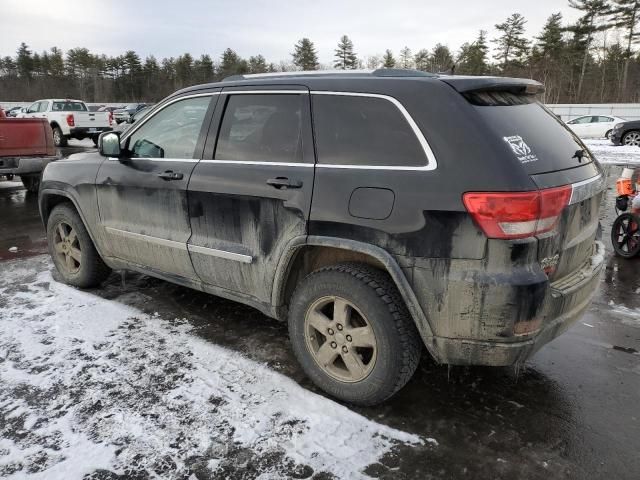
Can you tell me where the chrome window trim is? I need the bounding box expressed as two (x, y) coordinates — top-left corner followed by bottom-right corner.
(188, 244), (253, 264)
(107, 157), (198, 163)
(200, 159), (313, 167)
(121, 92), (219, 144)
(310, 91), (438, 171)
(104, 227), (187, 251)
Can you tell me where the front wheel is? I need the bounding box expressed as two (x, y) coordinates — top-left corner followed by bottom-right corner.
(611, 213), (640, 258)
(288, 263), (421, 406)
(46, 204), (112, 287)
(623, 130), (640, 147)
(20, 174), (40, 193)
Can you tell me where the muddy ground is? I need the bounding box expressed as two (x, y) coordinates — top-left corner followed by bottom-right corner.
(0, 140), (638, 479)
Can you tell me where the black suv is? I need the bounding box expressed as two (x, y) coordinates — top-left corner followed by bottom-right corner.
(39, 70), (605, 405)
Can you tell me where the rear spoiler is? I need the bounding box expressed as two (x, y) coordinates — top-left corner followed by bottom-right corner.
(439, 76), (544, 95)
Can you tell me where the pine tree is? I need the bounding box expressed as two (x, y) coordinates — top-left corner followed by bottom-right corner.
(532, 13), (566, 102)
(382, 49), (396, 68)
(568, 0), (612, 100)
(219, 48), (248, 79)
(16, 43), (33, 80)
(493, 13), (530, 72)
(430, 44), (453, 72)
(248, 55), (268, 73)
(457, 30), (490, 75)
(610, 0), (640, 95)
(413, 49), (430, 71)
(399, 46), (413, 68)
(291, 38), (319, 70)
(334, 35), (358, 69)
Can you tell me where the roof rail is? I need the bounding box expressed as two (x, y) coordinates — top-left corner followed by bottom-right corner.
(223, 68), (437, 82)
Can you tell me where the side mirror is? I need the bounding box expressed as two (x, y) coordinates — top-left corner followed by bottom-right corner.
(99, 131), (122, 157)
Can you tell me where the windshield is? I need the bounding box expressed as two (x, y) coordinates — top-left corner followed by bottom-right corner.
(52, 101), (87, 112)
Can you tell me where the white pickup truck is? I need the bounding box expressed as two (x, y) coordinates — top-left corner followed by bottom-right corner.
(18, 99), (113, 147)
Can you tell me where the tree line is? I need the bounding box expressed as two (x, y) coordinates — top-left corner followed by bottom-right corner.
(2, 0), (640, 104)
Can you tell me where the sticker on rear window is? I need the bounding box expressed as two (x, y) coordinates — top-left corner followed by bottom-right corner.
(503, 135), (538, 164)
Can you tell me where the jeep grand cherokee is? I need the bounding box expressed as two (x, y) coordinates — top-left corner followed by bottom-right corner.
(39, 69), (605, 405)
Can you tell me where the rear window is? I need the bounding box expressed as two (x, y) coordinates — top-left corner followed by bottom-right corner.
(470, 97), (593, 174)
(52, 101), (87, 112)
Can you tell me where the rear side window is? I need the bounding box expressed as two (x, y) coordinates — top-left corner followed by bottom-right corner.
(470, 99), (593, 174)
(52, 101), (87, 112)
(215, 94), (303, 163)
(312, 94), (425, 167)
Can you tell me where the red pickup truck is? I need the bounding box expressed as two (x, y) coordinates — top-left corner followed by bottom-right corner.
(0, 115), (58, 193)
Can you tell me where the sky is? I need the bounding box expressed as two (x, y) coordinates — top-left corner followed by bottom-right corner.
(0, 0), (583, 65)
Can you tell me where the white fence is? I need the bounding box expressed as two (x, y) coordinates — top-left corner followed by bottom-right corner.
(3, 100), (640, 122)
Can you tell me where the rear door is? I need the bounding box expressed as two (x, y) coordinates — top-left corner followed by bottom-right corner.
(187, 86), (315, 304)
(96, 92), (217, 280)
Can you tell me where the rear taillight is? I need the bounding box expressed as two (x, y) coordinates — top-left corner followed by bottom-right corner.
(66, 114), (75, 127)
(463, 185), (572, 240)
(108, 112), (113, 125)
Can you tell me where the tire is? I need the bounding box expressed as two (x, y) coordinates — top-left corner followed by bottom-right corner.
(611, 213), (640, 258)
(20, 174), (40, 193)
(92, 135), (99, 147)
(622, 130), (640, 147)
(288, 262), (421, 406)
(605, 130), (612, 139)
(52, 125), (68, 147)
(46, 203), (111, 288)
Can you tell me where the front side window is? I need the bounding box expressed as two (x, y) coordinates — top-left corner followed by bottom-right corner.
(28, 102), (40, 113)
(569, 116), (592, 124)
(126, 96), (211, 159)
(312, 94), (426, 167)
(215, 94), (303, 163)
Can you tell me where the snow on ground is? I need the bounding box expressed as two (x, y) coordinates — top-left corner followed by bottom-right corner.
(583, 139), (640, 165)
(0, 257), (427, 479)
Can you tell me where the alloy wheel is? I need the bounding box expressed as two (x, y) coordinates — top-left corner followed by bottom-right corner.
(304, 295), (377, 383)
(623, 132), (640, 146)
(53, 221), (82, 274)
(53, 129), (61, 146)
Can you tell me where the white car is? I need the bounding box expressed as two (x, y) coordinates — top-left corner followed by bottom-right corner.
(566, 115), (626, 139)
(18, 99), (113, 147)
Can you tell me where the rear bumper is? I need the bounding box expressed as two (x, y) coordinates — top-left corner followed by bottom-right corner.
(69, 126), (112, 138)
(419, 241), (605, 366)
(0, 155), (58, 176)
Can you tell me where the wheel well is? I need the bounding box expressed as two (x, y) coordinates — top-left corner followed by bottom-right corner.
(280, 245), (386, 307)
(40, 194), (74, 224)
(50, 121), (59, 129)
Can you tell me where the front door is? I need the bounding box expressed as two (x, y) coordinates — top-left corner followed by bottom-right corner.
(96, 92), (217, 280)
(187, 87), (315, 304)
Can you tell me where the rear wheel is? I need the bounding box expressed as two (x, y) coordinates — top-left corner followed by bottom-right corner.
(46, 204), (111, 287)
(623, 130), (640, 146)
(92, 135), (99, 147)
(288, 262), (421, 406)
(20, 174), (40, 193)
(52, 125), (67, 147)
(605, 129), (612, 139)
(611, 213), (640, 258)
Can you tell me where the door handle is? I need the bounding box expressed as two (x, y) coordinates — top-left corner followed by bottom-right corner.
(158, 170), (184, 180)
(266, 177), (303, 189)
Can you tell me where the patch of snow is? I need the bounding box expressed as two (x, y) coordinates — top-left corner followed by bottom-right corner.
(7, 247), (17, 253)
(606, 302), (640, 327)
(0, 258), (427, 479)
(583, 139), (640, 165)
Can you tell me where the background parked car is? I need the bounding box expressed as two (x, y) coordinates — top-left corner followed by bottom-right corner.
(566, 115), (626, 139)
(610, 120), (640, 146)
(114, 105), (153, 133)
(98, 105), (124, 113)
(113, 103), (148, 124)
(5, 106), (25, 117)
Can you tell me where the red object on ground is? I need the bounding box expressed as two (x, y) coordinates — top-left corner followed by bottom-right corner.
(0, 118), (56, 158)
(0, 108), (6, 118)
